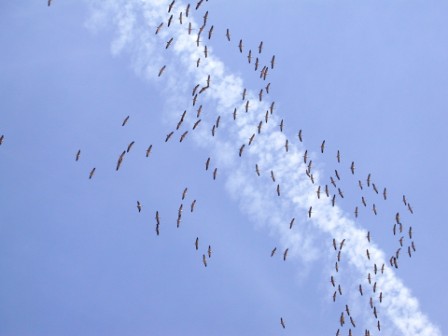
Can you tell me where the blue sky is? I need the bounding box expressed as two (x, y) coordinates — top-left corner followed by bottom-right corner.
(1, 1), (447, 335)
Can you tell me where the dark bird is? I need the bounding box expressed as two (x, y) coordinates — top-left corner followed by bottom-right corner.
(238, 39), (243, 53)
(258, 41), (263, 53)
(408, 203), (414, 214)
(335, 169), (340, 180)
(350, 161), (355, 175)
(191, 199), (196, 212)
(247, 49), (252, 63)
(168, 0), (175, 12)
(193, 119), (201, 130)
(354, 206), (358, 218)
(298, 129), (303, 142)
(122, 115), (130, 126)
(202, 254), (207, 267)
(339, 239), (346, 250)
(146, 145), (153, 157)
(367, 173), (371, 187)
(333, 238), (337, 250)
(289, 218), (295, 229)
(276, 184), (280, 196)
(336, 150), (341, 163)
(166, 37), (174, 49)
(280, 317), (286, 329)
(165, 131), (174, 142)
(75, 150), (81, 161)
(89, 167), (96, 179)
(208, 25), (214, 39)
(158, 65), (166, 77)
(195, 237), (199, 250)
(321, 140), (326, 153)
(116, 151), (125, 171)
(137, 201), (142, 213)
(271, 247), (277, 257)
(308, 206), (313, 218)
(271, 55), (276, 69)
(358, 180), (363, 190)
(372, 204), (377, 215)
(205, 157), (210, 170)
(155, 22), (163, 34)
(208, 245), (212, 258)
(372, 183), (378, 194)
(403, 195), (407, 205)
(383, 187), (387, 200)
(127, 141), (135, 153)
(249, 133), (255, 145)
(362, 196), (367, 207)
(182, 187), (188, 200)
(255, 164), (260, 176)
(330, 275), (335, 287)
(179, 130), (188, 142)
(265, 82), (271, 94)
(359, 284), (363, 296)
(409, 226), (413, 239)
(213, 167), (217, 180)
(283, 248), (288, 261)
(239, 144), (245, 157)
(226, 28), (231, 41)
(167, 14), (173, 27)
(270, 170), (276, 182)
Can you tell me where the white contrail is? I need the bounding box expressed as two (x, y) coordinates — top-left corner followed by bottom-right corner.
(84, 0), (441, 335)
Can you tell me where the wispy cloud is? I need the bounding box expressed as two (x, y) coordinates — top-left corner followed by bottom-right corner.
(84, 0), (442, 334)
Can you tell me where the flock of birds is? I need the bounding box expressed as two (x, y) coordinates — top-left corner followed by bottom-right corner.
(41, 0), (419, 334)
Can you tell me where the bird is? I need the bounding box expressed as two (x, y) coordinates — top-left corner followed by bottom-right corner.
(279, 119), (284, 132)
(330, 275), (335, 287)
(239, 144), (245, 157)
(247, 49), (252, 63)
(333, 291), (337, 302)
(316, 186), (321, 199)
(137, 201), (142, 212)
(115, 151), (126, 171)
(367, 173), (371, 187)
(238, 39), (243, 53)
(213, 168), (217, 180)
(333, 238), (337, 250)
(335, 169), (340, 180)
(165, 131), (174, 142)
(226, 28), (231, 41)
(158, 65), (166, 77)
(122, 115), (130, 126)
(271, 247), (277, 257)
(195, 237), (199, 250)
(196, 0), (204, 10)
(321, 140), (326, 153)
(179, 131), (188, 142)
(395, 212), (401, 224)
(182, 187), (188, 200)
(289, 218), (295, 229)
(265, 82), (271, 94)
(270, 170), (276, 182)
(258, 41), (263, 53)
(336, 150), (341, 163)
(403, 195), (407, 205)
(48, 0), (52, 6)
(359, 284), (363, 296)
(178, 11), (183, 24)
(255, 164), (260, 176)
(372, 204), (377, 215)
(280, 317), (286, 329)
(358, 180), (363, 190)
(409, 226), (413, 239)
(372, 183), (379, 194)
(208, 245), (212, 258)
(408, 203), (414, 214)
(366, 249), (370, 260)
(165, 37), (174, 49)
(75, 150), (81, 161)
(202, 254), (207, 267)
(126, 141), (135, 153)
(155, 22), (164, 34)
(366, 231), (371, 242)
(205, 157), (210, 170)
(208, 25), (214, 39)
(354, 207), (359, 218)
(303, 150), (308, 163)
(242, 88), (247, 100)
(248, 133), (256, 146)
(339, 239), (346, 250)
(362, 196), (367, 207)
(383, 188), (387, 200)
(308, 206), (313, 218)
(298, 130), (303, 142)
(271, 55), (276, 69)
(350, 161), (355, 175)
(276, 184), (280, 196)
(283, 248), (289, 261)
(168, 0), (175, 12)
(146, 145), (153, 157)
(89, 167), (96, 179)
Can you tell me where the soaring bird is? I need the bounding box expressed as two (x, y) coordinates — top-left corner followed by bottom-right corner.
(298, 129), (303, 142)
(205, 157), (210, 170)
(283, 248), (288, 261)
(276, 184), (280, 196)
(168, 0), (175, 12)
(202, 254), (207, 267)
(89, 167), (96, 179)
(336, 150), (341, 163)
(321, 140), (326, 153)
(155, 22), (164, 34)
(358, 180), (363, 190)
(409, 226), (413, 239)
(330, 275), (335, 287)
(115, 151), (126, 171)
(367, 173), (371, 187)
(158, 65), (166, 77)
(372, 183), (379, 194)
(146, 145), (153, 157)
(208, 245), (212, 258)
(190, 199), (196, 212)
(248, 133), (255, 145)
(122, 115), (130, 126)
(258, 41), (263, 53)
(165, 37), (174, 49)
(383, 187), (387, 200)
(255, 164), (260, 176)
(308, 206), (313, 218)
(126, 141), (135, 153)
(195, 237), (199, 250)
(238, 39), (243, 53)
(137, 201), (142, 213)
(335, 169), (340, 180)
(359, 284), (363, 296)
(316, 186), (321, 199)
(239, 144), (245, 157)
(213, 168), (217, 180)
(333, 238), (337, 250)
(271, 55), (276, 69)
(75, 149), (81, 161)
(403, 195), (407, 205)
(280, 317), (286, 329)
(179, 131), (188, 142)
(226, 29), (231, 41)
(208, 25), (214, 39)
(167, 14), (173, 27)
(350, 161), (355, 175)
(182, 187), (188, 200)
(289, 218), (295, 229)
(247, 49), (252, 63)
(165, 131), (174, 142)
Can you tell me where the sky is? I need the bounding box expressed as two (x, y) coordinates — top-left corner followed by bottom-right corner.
(1, 0), (448, 335)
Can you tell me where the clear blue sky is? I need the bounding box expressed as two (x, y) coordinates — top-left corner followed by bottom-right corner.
(1, 1), (447, 335)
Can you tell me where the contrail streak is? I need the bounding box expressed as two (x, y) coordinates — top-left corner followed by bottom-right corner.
(85, 0), (441, 334)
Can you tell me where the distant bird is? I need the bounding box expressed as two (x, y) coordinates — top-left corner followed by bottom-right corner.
(213, 167), (217, 180)
(308, 206), (313, 218)
(255, 164), (260, 176)
(146, 145), (153, 157)
(208, 25), (214, 39)
(330, 275), (335, 287)
(362, 196), (367, 207)
(165, 37), (174, 49)
(280, 317), (286, 329)
(158, 65), (166, 77)
(408, 203), (414, 214)
(395, 212), (401, 224)
(383, 187), (387, 200)
(336, 150), (341, 163)
(372, 204), (377, 215)
(350, 161), (355, 175)
(283, 248), (289, 261)
(372, 183), (378, 194)
(89, 167), (96, 179)
(226, 28), (231, 41)
(202, 254), (207, 267)
(358, 180), (363, 190)
(126, 141), (135, 153)
(167, 14), (173, 27)
(0, 134), (3, 145)
(289, 218), (295, 229)
(303, 150), (308, 163)
(238, 39), (243, 53)
(195, 237), (199, 250)
(402, 195), (407, 205)
(271, 55), (276, 69)
(208, 245), (212, 258)
(122, 115), (130, 126)
(137, 201), (142, 213)
(182, 187), (188, 200)
(354, 207), (358, 218)
(333, 291), (337, 302)
(366, 231), (371, 242)
(333, 238), (337, 250)
(248, 133), (255, 145)
(276, 184), (280, 196)
(168, 0), (175, 13)
(165, 131), (174, 142)
(367, 173), (371, 187)
(205, 157), (210, 170)
(409, 226), (413, 239)
(359, 284), (363, 296)
(179, 130), (188, 142)
(48, 0), (52, 6)
(239, 144), (245, 157)
(321, 140), (325, 153)
(155, 22), (164, 34)
(279, 119), (284, 132)
(339, 239), (346, 250)
(247, 49), (252, 63)
(258, 41), (263, 53)
(190, 200), (196, 212)
(270, 170), (276, 182)
(316, 186), (321, 199)
(335, 169), (340, 180)
(298, 129), (303, 142)
(271, 247), (277, 257)
(75, 150), (81, 161)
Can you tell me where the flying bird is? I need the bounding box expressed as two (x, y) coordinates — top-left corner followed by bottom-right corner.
(122, 115), (130, 126)
(226, 28), (231, 41)
(283, 248), (288, 261)
(205, 157), (210, 170)
(89, 167), (96, 179)
(271, 55), (276, 69)
(116, 151), (125, 171)
(255, 164), (260, 176)
(239, 144), (245, 157)
(168, 0), (175, 12)
(137, 201), (142, 213)
(202, 254), (207, 267)
(308, 206), (313, 218)
(193, 119), (202, 130)
(280, 317), (286, 329)
(321, 140), (326, 153)
(383, 187), (387, 200)
(165, 131), (174, 142)
(126, 141), (135, 153)
(238, 39), (243, 53)
(182, 187), (188, 200)
(350, 161), (355, 174)
(213, 168), (217, 180)
(208, 245), (212, 258)
(289, 217), (295, 229)
(258, 41), (263, 53)
(48, 0), (52, 6)
(336, 150), (341, 163)
(158, 65), (166, 77)
(276, 184), (280, 196)
(208, 25), (214, 39)
(179, 130), (188, 142)
(270, 170), (276, 182)
(195, 237), (199, 250)
(190, 199), (196, 212)
(75, 150), (81, 161)
(166, 37), (174, 49)
(248, 133), (255, 145)
(146, 145), (153, 157)
(271, 247), (277, 257)
(298, 129), (303, 142)
(167, 14), (173, 27)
